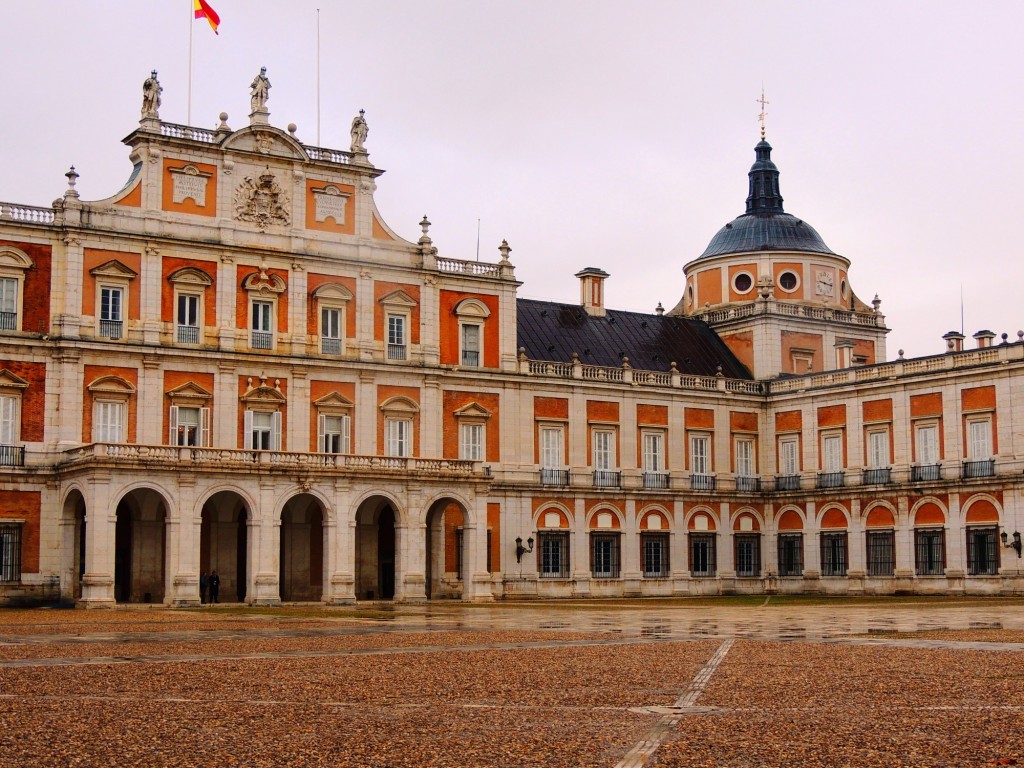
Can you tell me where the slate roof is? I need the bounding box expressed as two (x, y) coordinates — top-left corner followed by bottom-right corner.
(516, 298), (752, 379)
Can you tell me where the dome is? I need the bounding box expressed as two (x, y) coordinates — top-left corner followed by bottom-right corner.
(699, 139), (835, 259)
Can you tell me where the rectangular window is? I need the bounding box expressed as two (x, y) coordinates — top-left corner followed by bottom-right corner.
(735, 438), (754, 477)
(0, 523), (22, 582)
(246, 410), (279, 451)
(967, 527), (999, 576)
(822, 434), (843, 472)
(539, 532), (569, 578)
(385, 418), (412, 457)
(642, 532), (669, 578)
(690, 434), (710, 476)
(915, 529), (945, 576)
(820, 532), (848, 576)
(868, 429), (889, 468)
(99, 286), (124, 339)
(0, 394), (18, 445)
(777, 532), (803, 576)
(540, 427), (563, 469)
(460, 423), (484, 461)
(169, 405), (209, 447)
(0, 277), (18, 330)
(866, 530), (895, 577)
(690, 533), (716, 577)
(591, 534), (620, 579)
(642, 432), (664, 472)
(251, 300), (273, 350)
(779, 437), (799, 475)
(968, 419), (993, 459)
(916, 423), (940, 465)
(94, 401), (125, 443)
(461, 323), (481, 367)
(321, 307), (342, 354)
(387, 314), (406, 360)
(176, 293), (201, 344)
(318, 413), (351, 454)
(735, 534), (761, 577)
(592, 429), (615, 471)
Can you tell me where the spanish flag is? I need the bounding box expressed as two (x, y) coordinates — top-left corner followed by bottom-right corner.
(194, 0), (220, 34)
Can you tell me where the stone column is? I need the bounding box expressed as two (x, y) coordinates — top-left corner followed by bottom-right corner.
(217, 255), (237, 351)
(168, 476), (200, 607)
(248, 478), (281, 605)
(80, 474), (116, 607)
(215, 363), (237, 448)
(290, 368), (310, 453)
(421, 377), (440, 458)
(139, 355), (162, 445)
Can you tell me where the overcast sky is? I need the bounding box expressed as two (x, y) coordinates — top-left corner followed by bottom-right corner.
(1, 1), (1021, 360)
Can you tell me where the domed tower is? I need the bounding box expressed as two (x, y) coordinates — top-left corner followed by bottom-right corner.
(670, 138), (888, 378)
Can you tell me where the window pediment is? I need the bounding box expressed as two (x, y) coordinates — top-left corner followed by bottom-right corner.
(0, 370), (29, 391)
(0, 247), (33, 271)
(89, 260), (138, 281)
(313, 391), (353, 409)
(242, 267), (286, 295)
(380, 395), (419, 415)
(454, 298), (491, 319)
(168, 266), (214, 287)
(312, 283), (354, 302)
(240, 375), (286, 404)
(454, 402), (492, 420)
(166, 381), (212, 402)
(87, 375), (136, 397)
(379, 290), (417, 308)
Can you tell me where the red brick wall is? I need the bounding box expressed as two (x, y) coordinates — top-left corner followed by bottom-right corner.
(162, 371), (215, 443)
(306, 274), (357, 338)
(438, 290), (500, 367)
(377, 385), (420, 456)
(309, 380), (356, 452)
(83, 365), (138, 442)
(0, 491), (40, 573)
(161, 257), (217, 326)
(0, 360), (45, 441)
(0, 240), (51, 333)
(236, 266), (289, 333)
(441, 390), (500, 462)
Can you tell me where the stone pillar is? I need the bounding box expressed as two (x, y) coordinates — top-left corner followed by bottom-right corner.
(421, 377), (440, 458)
(398, 521), (428, 603)
(53, 349), (82, 451)
(290, 368), (310, 453)
(357, 269), (375, 360)
(80, 475), (116, 607)
(139, 355), (162, 445)
(248, 479), (281, 605)
(217, 256), (237, 351)
(215, 363), (237, 448)
(56, 234), (84, 338)
(357, 370), (376, 454)
(141, 244), (163, 345)
(571, 497), (590, 596)
(621, 499), (641, 595)
(288, 261), (308, 354)
(168, 477), (200, 607)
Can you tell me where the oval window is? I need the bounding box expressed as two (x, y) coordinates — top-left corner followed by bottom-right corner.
(733, 273), (753, 294)
(778, 271), (799, 292)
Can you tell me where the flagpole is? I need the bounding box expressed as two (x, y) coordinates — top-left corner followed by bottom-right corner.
(187, 0), (194, 125)
(316, 8), (321, 145)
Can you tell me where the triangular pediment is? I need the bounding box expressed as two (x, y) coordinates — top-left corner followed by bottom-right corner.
(89, 260), (138, 280)
(454, 402), (492, 419)
(379, 290), (417, 308)
(166, 381), (212, 401)
(0, 369), (29, 390)
(313, 391), (354, 408)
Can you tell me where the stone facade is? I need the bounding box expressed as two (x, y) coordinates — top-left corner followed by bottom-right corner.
(0, 78), (1021, 605)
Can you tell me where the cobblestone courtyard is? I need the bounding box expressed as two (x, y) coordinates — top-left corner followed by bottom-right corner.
(2, 598), (1024, 767)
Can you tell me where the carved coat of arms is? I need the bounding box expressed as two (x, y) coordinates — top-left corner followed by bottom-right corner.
(233, 171), (291, 230)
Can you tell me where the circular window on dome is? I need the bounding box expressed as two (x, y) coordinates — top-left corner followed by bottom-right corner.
(841, 279), (850, 300)
(778, 271), (799, 293)
(687, 284), (694, 307)
(732, 272), (753, 295)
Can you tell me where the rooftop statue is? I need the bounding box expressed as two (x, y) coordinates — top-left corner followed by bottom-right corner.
(250, 67), (270, 112)
(141, 70), (162, 118)
(350, 109), (368, 152)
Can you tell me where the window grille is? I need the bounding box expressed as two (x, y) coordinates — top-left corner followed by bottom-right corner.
(778, 533), (803, 576)
(591, 534), (620, 578)
(0, 523), (21, 582)
(539, 532), (569, 578)
(866, 530), (895, 577)
(820, 532), (848, 576)
(915, 529), (945, 576)
(735, 534), (761, 577)
(690, 533), (716, 577)
(642, 533), (669, 577)
(966, 527), (999, 576)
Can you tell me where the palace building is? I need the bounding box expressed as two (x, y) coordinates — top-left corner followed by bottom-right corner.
(0, 73), (1021, 606)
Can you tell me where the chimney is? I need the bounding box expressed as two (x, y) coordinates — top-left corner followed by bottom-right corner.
(834, 339), (855, 369)
(973, 330), (996, 349)
(575, 267), (610, 317)
(943, 331), (965, 353)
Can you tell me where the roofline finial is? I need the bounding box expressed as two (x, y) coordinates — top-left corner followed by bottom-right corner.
(757, 86), (769, 140)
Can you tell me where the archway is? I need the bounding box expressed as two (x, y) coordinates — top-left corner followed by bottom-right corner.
(279, 494), (325, 602)
(425, 499), (467, 599)
(60, 490), (87, 601)
(200, 491), (250, 603)
(113, 488), (168, 604)
(354, 496), (396, 600)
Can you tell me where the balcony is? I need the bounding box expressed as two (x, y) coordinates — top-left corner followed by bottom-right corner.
(775, 474), (801, 491)
(176, 324), (200, 344)
(387, 343), (407, 360)
(817, 471), (845, 489)
(0, 445), (24, 467)
(540, 468), (570, 487)
(99, 319), (123, 339)
(962, 459), (996, 479)
(321, 336), (342, 355)
(642, 471), (670, 490)
(593, 470), (621, 488)
(59, 443), (481, 477)
(0, 311), (16, 331)
(862, 467), (892, 485)
(461, 350), (480, 367)
(911, 464), (942, 482)
(691, 473), (716, 491)
(251, 330), (273, 350)
(735, 475), (761, 493)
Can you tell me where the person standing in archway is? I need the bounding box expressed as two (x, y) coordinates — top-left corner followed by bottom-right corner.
(209, 570), (220, 604)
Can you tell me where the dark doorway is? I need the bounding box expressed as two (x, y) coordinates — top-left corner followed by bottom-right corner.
(114, 503), (132, 603)
(378, 506), (395, 599)
(200, 492), (249, 603)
